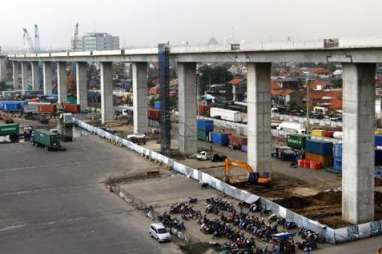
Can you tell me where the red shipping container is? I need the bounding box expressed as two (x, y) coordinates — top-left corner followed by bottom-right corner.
(148, 108), (160, 121)
(324, 131), (334, 138)
(63, 103), (81, 113)
(199, 104), (211, 116)
(38, 104), (57, 113)
(228, 134), (247, 150)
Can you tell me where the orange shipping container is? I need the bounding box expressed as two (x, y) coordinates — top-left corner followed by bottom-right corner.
(38, 104), (57, 113)
(63, 103), (81, 113)
(305, 152), (332, 167)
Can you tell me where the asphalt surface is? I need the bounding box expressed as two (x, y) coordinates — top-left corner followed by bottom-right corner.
(0, 134), (175, 254)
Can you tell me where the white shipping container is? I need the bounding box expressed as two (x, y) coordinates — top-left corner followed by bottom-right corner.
(333, 131), (343, 140)
(23, 104), (39, 113)
(276, 121), (306, 135)
(210, 107), (242, 122)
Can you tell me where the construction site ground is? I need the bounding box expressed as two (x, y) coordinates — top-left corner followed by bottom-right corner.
(92, 119), (382, 229)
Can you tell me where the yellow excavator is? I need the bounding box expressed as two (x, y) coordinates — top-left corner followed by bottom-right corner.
(224, 159), (271, 186)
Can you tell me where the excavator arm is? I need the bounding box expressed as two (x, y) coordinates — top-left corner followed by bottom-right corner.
(224, 158), (271, 185)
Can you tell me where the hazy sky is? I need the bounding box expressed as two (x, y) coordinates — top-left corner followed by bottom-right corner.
(1, 0), (382, 50)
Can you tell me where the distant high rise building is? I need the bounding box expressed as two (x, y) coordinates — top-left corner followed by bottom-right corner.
(80, 33), (120, 51)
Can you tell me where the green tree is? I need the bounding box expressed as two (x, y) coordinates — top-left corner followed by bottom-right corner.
(198, 64), (233, 95)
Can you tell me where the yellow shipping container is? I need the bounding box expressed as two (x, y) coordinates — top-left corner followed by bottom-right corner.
(311, 129), (325, 137)
(375, 129), (382, 135)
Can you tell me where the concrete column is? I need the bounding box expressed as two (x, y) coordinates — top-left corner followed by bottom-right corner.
(132, 63), (148, 134)
(12, 62), (20, 89)
(57, 62), (67, 103)
(31, 62), (40, 91)
(76, 62), (88, 111)
(21, 62), (29, 93)
(342, 63), (376, 224)
(43, 62), (53, 95)
(0, 58), (6, 81)
(100, 62), (113, 124)
(178, 62), (197, 155)
(246, 63), (272, 173)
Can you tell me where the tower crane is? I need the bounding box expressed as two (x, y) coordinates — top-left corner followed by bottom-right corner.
(23, 28), (34, 52)
(34, 24), (40, 52)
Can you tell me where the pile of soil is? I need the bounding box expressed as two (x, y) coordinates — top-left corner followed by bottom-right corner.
(274, 190), (382, 228)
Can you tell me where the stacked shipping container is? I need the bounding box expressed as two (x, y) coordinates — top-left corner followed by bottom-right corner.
(197, 119), (214, 142)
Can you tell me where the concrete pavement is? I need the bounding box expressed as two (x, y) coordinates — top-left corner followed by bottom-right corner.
(0, 135), (179, 254)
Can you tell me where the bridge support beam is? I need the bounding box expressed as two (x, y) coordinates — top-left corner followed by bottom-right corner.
(57, 62), (67, 104)
(246, 63), (272, 173)
(132, 63), (148, 134)
(31, 62), (40, 91)
(21, 62), (29, 94)
(100, 62), (113, 124)
(178, 62), (197, 155)
(342, 63), (376, 224)
(43, 62), (53, 95)
(0, 58), (6, 82)
(12, 62), (20, 89)
(76, 62), (88, 111)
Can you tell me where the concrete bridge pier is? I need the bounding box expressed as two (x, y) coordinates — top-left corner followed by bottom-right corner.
(132, 62), (149, 134)
(12, 62), (20, 89)
(57, 62), (67, 103)
(21, 62), (30, 94)
(246, 63), (272, 173)
(31, 62), (40, 91)
(0, 57), (6, 82)
(342, 63), (376, 224)
(76, 62), (88, 111)
(100, 62), (113, 124)
(178, 62), (197, 155)
(43, 62), (53, 95)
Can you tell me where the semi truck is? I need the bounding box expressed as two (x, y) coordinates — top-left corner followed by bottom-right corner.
(0, 123), (20, 142)
(32, 129), (65, 151)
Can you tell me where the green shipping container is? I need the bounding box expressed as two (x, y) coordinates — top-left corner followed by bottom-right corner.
(197, 128), (209, 142)
(0, 123), (19, 137)
(287, 134), (306, 150)
(32, 129), (62, 150)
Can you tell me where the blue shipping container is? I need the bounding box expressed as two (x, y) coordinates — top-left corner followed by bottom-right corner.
(333, 159), (342, 172)
(154, 101), (161, 110)
(376, 149), (382, 166)
(197, 119), (214, 132)
(376, 135), (382, 147)
(305, 140), (333, 156)
(333, 143), (342, 159)
(0, 101), (24, 112)
(211, 132), (229, 146)
(241, 145), (248, 153)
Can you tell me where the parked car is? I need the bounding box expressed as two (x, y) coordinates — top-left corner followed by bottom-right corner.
(149, 223), (171, 243)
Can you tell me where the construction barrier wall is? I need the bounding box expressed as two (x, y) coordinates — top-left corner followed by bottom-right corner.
(73, 118), (382, 244)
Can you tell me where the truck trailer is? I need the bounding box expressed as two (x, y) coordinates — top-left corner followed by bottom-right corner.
(0, 123), (20, 142)
(32, 129), (65, 151)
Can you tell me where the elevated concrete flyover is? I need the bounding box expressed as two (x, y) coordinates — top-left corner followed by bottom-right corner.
(7, 41), (382, 224)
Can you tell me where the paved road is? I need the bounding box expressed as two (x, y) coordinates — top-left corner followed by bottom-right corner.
(0, 135), (176, 254)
